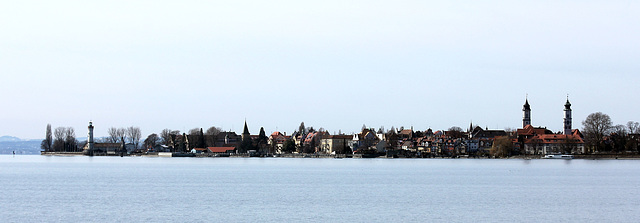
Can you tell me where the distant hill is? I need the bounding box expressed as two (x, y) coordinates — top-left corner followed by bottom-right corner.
(0, 135), (22, 142)
(0, 136), (106, 155)
(0, 137), (42, 154)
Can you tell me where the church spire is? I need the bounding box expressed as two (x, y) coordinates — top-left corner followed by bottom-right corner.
(564, 94), (572, 110)
(242, 120), (250, 142)
(564, 95), (572, 135)
(243, 120), (250, 135)
(522, 96), (531, 128)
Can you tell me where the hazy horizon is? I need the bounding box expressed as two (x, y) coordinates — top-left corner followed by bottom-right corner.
(2, 1), (639, 139)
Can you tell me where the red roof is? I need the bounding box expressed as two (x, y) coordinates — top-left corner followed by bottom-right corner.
(524, 134), (584, 144)
(516, 125), (549, 136)
(207, 147), (236, 153)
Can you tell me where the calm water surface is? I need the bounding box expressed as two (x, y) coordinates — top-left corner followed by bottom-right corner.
(1, 155), (639, 222)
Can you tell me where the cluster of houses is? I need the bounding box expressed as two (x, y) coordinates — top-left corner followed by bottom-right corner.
(188, 98), (584, 157)
(83, 98), (589, 157)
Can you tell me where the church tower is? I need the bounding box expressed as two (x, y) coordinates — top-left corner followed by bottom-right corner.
(522, 97), (531, 128)
(87, 121), (94, 152)
(242, 120), (250, 141)
(563, 97), (572, 135)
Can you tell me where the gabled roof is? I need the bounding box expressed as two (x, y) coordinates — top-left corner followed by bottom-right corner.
(399, 129), (413, 135)
(516, 125), (551, 136)
(207, 147), (236, 153)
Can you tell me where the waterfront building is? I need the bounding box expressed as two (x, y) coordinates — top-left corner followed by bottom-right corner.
(268, 132), (290, 154)
(516, 97), (584, 155)
(523, 132), (584, 154)
(82, 121), (127, 156)
(214, 132), (241, 147)
(351, 129), (380, 152)
(469, 126), (507, 139)
(319, 134), (352, 154)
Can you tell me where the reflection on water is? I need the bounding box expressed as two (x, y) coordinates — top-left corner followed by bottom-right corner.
(1, 155), (639, 222)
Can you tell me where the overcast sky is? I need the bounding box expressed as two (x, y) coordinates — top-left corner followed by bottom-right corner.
(1, 0), (639, 139)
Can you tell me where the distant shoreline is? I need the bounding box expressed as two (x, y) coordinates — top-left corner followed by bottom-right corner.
(36, 152), (640, 160)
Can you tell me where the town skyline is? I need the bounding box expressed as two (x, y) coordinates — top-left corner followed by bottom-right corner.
(2, 1), (639, 139)
(4, 94), (638, 140)
(33, 96), (632, 141)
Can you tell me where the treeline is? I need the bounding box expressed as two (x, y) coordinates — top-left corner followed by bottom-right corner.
(40, 124), (79, 152)
(140, 126), (224, 152)
(582, 112), (640, 153)
(40, 124), (143, 152)
(101, 127), (142, 150)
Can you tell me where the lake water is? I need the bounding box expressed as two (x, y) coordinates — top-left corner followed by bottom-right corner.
(1, 155), (639, 222)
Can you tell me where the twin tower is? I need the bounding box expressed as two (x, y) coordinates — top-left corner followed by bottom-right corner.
(522, 97), (572, 135)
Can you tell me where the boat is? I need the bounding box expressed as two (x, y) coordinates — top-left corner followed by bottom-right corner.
(542, 154), (574, 159)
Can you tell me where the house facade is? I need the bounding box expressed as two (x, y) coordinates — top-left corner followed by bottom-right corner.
(319, 135), (352, 154)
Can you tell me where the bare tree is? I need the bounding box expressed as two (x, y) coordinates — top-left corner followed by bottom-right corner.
(491, 136), (513, 158)
(160, 129), (180, 146)
(143, 133), (161, 151)
(205, 126), (222, 147)
(41, 124), (53, 152)
(53, 127), (66, 152)
(64, 127), (77, 152)
(582, 112), (613, 153)
(188, 128), (200, 136)
(108, 127), (128, 143)
(126, 126), (142, 150)
(117, 128), (126, 143)
(447, 126), (464, 139)
(107, 127), (118, 143)
(628, 121), (640, 134)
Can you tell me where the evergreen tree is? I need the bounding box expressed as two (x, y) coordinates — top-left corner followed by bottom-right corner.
(239, 137), (254, 153)
(298, 122), (307, 135)
(41, 124), (52, 152)
(283, 139), (296, 153)
(199, 128), (206, 148)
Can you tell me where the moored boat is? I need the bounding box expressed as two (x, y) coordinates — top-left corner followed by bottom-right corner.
(542, 154), (573, 159)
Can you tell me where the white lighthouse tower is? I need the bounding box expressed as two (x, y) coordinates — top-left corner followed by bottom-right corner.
(87, 121), (95, 152)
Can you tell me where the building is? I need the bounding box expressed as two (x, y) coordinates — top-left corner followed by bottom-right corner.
(469, 126), (507, 139)
(214, 132), (241, 147)
(351, 129), (380, 152)
(268, 132), (290, 154)
(563, 97), (572, 135)
(524, 133), (585, 154)
(319, 135), (352, 154)
(82, 121), (126, 156)
(517, 97), (584, 155)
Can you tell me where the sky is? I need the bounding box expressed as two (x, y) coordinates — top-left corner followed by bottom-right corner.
(1, 0), (639, 139)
